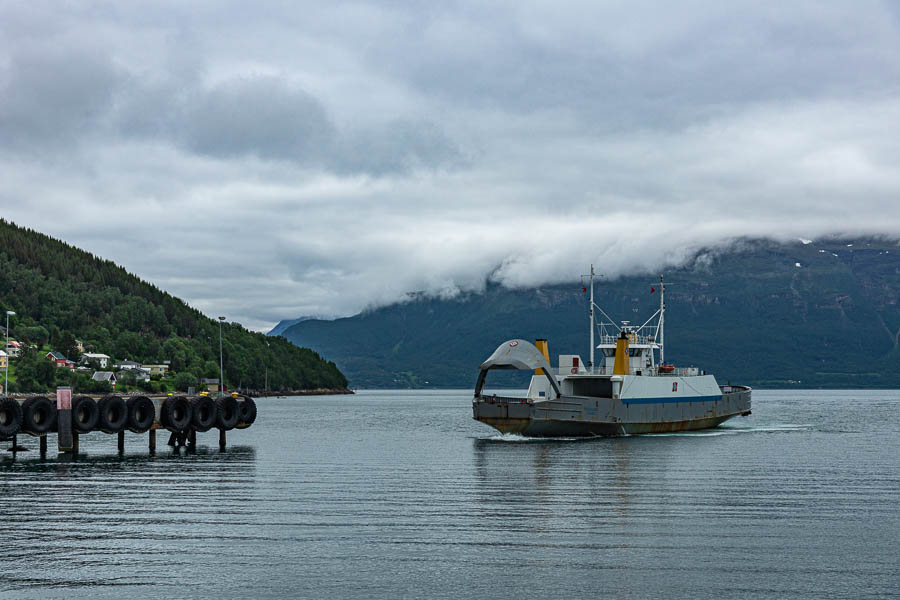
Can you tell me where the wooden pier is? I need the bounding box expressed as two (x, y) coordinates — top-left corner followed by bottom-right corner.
(0, 387), (257, 456)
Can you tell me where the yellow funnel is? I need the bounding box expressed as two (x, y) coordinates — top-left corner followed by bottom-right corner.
(535, 339), (550, 375)
(612, 331), (630, 376)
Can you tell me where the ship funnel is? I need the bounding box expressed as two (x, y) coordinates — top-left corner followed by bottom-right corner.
(534, 339), (550, 375)
(612, 331), (630, 376)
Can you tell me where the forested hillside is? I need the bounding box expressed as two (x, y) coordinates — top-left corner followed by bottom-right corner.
(0, 219), (347, 393)
(280, 238), (900, 389)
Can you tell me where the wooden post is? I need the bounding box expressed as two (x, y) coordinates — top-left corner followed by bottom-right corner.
(188, 429), (196, 448)
(39, 435), (47, 456)
(72, 432), (79, 455)
(117, 430), (125, 454)
(7, 434), (28, 452)
(218, 428), (226, 451)
(56, 386), (73, 453)
(148, 429), (156, 454)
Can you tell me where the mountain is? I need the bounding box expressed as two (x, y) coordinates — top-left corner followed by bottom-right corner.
(267, 317), (317, 338)
(0, 219), (347, 393)
(279, 237), (900, 389)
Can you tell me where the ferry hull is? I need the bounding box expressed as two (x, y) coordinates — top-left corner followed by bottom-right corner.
(473, 387), (751, 437)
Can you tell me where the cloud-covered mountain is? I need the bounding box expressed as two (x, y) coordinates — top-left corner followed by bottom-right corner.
(278, 238), (900, 389)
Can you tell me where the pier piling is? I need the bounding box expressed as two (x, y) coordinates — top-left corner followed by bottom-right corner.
(149, 429), (156, 453)
(56, 387), (73, 453)
(7, 434), (28, 452)
(117, 431), (125, 454)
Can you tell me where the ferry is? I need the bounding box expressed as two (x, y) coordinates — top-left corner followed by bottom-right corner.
(472, 267), (751, 436)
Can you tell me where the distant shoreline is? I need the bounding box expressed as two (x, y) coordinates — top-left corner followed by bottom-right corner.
(251, 388), (355, 397)
(5, 388), (355, 398)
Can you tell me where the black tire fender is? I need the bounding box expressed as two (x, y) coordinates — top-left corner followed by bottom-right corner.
(0, 396), (22, 438)
(97, 395), (128, 433)
(237, 396), (257, 427)
(214, 396), (239, 431)
(126, 396), (155, 433)
(161, 395), (192, 433)
(190, 396), (217, 432)
(72, 395), (99, 434)
(21, 396), (56, 435)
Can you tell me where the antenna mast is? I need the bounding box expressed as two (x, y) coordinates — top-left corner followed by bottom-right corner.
(589, 264), (595, 369)
(659, 275), (665, 365)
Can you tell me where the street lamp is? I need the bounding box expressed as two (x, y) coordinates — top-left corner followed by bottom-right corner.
(5, 311), (14, 395)
(218, 316), (226, 396)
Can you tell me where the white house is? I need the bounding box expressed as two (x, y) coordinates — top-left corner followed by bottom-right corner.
(82, 353), (111, 368)
(114, 360), (142, 370)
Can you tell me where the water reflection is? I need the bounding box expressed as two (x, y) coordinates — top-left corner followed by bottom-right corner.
(471, 436), (637, 529)
(1, 443), (257, 468)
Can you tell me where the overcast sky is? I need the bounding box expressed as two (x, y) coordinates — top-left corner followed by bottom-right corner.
(2, 1), (900, 330)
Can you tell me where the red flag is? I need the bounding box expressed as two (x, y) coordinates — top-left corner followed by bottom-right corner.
(650, 286), (656, 293)
(582, 282), (587, 293)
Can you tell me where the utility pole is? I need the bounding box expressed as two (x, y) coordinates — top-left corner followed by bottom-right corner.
(218, 316), (226, 396)
(4, 311), (13, 394)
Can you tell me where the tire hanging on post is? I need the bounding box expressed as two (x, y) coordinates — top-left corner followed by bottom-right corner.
(21, 396), (56, 435)
(0, 396), (23, 438)
(161, 395), (192, 433)
(189, 396), (216, 432)
(71, 396), (99, 434)
(214, 396), (239, 431)
(236, 396), (257, 427)
(126, 396), (155, 433)
(97, 395), (128, 433)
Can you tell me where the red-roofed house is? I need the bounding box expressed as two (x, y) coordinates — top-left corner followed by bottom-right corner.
(46, 351), (75, 369)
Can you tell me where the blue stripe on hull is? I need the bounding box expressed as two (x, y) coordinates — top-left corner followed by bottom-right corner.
(621, 394), (722, 405)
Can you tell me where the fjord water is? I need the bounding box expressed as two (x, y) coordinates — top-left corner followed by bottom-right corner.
(1, 390), (898, 599)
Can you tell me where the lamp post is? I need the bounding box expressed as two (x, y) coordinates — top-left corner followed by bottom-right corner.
(218, 316), (226, 396)
(5, 311), (14, 395)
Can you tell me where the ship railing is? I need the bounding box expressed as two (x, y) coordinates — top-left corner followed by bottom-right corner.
(558, 366), (608, 376)
(657, 366), (702, 377)
(598, 333), (658, 346)
(555, 366), (703, 377)
(720, 384), (750, 394)
(475, 394), (531, 405)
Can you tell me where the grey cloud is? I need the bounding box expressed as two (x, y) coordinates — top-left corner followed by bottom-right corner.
(180, 77), (335, 162)
(118, 74), (461, 174)
(0, 45), (121, 151)
(2, 1), (900, 331)
(333, 118), (464, 175)
(372, 2), (900, 130)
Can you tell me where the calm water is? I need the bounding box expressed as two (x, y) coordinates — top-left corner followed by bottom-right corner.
(1, 390), (898, 599)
